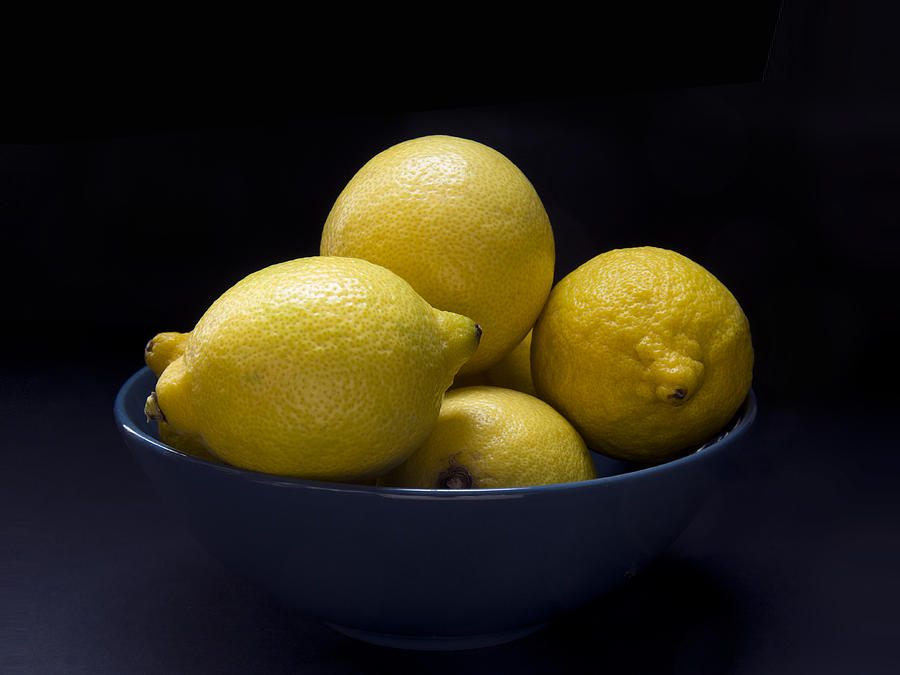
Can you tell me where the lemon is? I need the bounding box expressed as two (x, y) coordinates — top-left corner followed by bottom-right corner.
(145, 334), (219, 461)
(144, 331), (189, 377)
(320, 135), (555, 375)
(144, 256), (481, 482)
(377, 386), (598, 489)
(157, 421), (221, 462)
(531, 246), (753, 463)
(485, 329), (537, 396)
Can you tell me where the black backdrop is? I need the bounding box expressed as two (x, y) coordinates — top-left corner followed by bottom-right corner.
(2, 0), (895, 411)
(3, 1), (899, 673)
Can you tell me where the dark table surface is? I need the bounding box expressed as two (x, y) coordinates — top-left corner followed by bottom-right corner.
(3, 337), (898, 675)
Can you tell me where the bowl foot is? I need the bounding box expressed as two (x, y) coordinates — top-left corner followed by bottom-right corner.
(325, 621), (548, 651)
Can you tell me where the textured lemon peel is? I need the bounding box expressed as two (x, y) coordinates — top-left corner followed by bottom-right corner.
(379, 386), (598, 489)
(144, 331), (190, 377)
(144, 257), (480, 482)
(633, 337), (706, 405)
(320, 135), (555, 375)
(531, 247), (753, 462)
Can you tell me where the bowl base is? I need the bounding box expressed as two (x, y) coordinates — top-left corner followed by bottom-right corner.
(325, 621), (548, 651)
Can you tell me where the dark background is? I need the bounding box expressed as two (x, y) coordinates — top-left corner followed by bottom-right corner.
(3, 1), (899, 673)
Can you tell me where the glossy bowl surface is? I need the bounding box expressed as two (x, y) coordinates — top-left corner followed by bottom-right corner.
(114, 367), (757, 650)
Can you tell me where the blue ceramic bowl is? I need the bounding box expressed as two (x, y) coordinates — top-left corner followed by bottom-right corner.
(114, 366), (757, 650)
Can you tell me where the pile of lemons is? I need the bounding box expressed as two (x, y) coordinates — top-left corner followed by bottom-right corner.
(143, 135), (753, 488)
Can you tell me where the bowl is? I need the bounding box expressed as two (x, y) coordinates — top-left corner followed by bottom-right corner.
(114, 366), (757, 650)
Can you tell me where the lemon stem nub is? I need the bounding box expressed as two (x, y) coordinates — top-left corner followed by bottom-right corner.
(656, 384), (691, 405)
(436, 454), (474, 489)
(474, 324), (483, 344)
(144, 391), (167, 424)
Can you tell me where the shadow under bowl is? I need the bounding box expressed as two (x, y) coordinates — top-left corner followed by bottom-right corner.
(114, 367), (757, 650)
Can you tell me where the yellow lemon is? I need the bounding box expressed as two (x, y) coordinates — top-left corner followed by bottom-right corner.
(156, 421), (221, 463)
(144, 256), (481, 482)
(320, 135), (555, 375)
(531, 246), (753, 463)
(144, 335), (220, 462)
(485, 329), (537, 396)
(377, 386), (598, 489)
(144, 331), (189, 377)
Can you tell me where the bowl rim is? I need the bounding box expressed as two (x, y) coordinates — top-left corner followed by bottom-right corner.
(114, 366), (757, 498)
